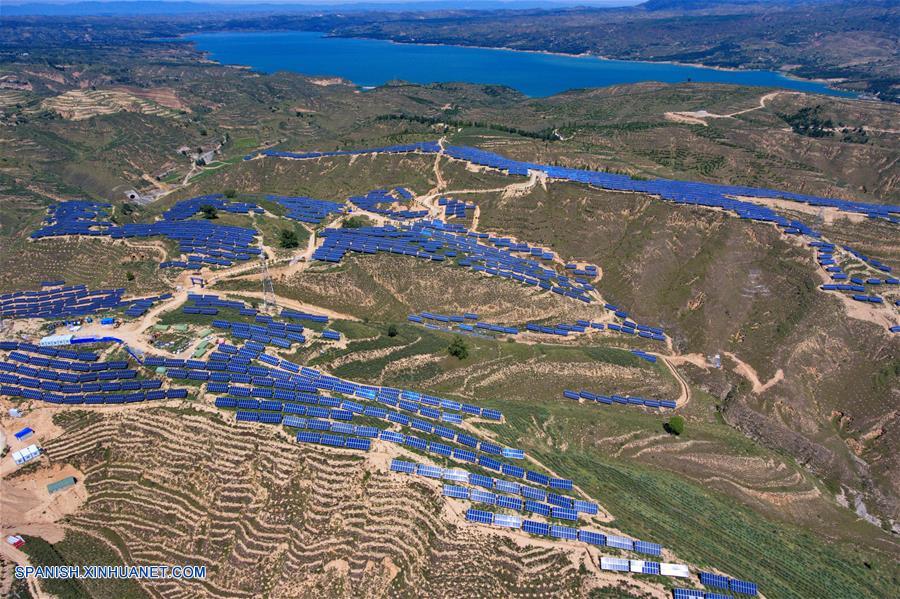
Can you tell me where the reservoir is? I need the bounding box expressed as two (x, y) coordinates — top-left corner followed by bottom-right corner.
(189, 31), (855, 98)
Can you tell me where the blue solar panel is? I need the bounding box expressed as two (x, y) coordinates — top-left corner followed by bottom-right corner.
(465, 508), (494, 524)
(443, 484), (470, 499)
(550, 525), (578, 540)
(729, 579), (757, 596)
(699, 573), (729, 590)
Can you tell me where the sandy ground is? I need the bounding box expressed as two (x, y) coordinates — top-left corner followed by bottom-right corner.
(724, 352), (784, 394)
(664, 91), (798, 125)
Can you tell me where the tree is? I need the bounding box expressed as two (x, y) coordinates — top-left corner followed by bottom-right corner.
(386, 324), (398, 337)
(665, 415), (685, 436)
(199, 204), (218, 219)
(224, 189), (237, 198)
(447, 336), (469, 360)
(125, 271), (135, 281)
(279, 229), (299, 249)
(342, 216), (370, 229)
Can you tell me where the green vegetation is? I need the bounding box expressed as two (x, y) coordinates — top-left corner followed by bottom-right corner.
(447, 336), (469, 360)
(199, 204), (218, 219)
(666, 414), (685, 435)
(780, 105), (834, 138)
(342, 216), (371, 229)
(278, 228), (300, 248)
(387, 323), (399, 337)
(19, 537), (89, 598)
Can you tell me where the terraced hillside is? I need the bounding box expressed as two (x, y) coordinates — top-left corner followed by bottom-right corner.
(38, 407), (601, 598)
(1, 36), (899, 599)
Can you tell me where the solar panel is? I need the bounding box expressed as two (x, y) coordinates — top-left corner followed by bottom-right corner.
(390, 459), (416, 474)
(522, 519), (550, 536)
(600, 557), (630, 572)
(493, 514), (522, 529)
(550, 525), (577, 540)
(465, 508), (494, 525)
(699, 572), (729, 590)
(470, 488), (497, 505)
(443, 484), (470, 499)
(577, 530), (606, 546)
(416, 464), (442, 479)
(729, 578), (758, 596)
(672, 590), (704, 599)
(606, 535), (634, 551)
(634, 540), (662, 556)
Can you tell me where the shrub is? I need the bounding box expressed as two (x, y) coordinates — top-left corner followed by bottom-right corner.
(279, 229), (299, 248)
(448, 336), (469, 360)
(125, 271), (135, 281)
(199, 204), (217, 219)
(665, 415), (685, 436)
(224, 188), (237, 198)
(342, 216), (370, 229)
(387, 324), (398, 337)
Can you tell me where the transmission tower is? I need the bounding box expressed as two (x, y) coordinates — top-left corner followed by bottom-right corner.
(261, 258), (277, 314)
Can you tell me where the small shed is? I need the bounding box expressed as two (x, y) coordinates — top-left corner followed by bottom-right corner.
(39, 334), (73, 347)
(13, 427), (33, 441)
(47, 476), (77, 494)
(12, 444), (41, 465)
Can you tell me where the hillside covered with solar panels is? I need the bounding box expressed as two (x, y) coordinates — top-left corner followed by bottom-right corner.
(1, 39), (899, 599)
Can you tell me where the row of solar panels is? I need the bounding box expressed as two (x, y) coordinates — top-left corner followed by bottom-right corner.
(563, 390), (677, 410)
(0, 342), (97, 360)
(436, 144), (897, 224)
(5, 351), (127, 370)
(601, 557), (687, 577)
(443, 483), (597, 522)
(699, 571), (758, 596)
(463, 508), (664, 559)
(391, 455), (575, 495)
(0, 371), (161, 392)
(631, 350), (658, 364)
(296, 431), (371, 451)
(0, 385), (186, 403)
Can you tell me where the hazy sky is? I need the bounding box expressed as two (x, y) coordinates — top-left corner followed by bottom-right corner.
(1, 0), (639, 4)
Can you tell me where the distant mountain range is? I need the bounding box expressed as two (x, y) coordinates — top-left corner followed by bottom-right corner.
(0, 0), (640, 17)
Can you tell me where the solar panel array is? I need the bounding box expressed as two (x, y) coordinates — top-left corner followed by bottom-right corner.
(563, 389), (676, 410)
(408, 311), (521, 336)
(259, 142), (896, 315)
(254, 140), (900, 223)
(438, 197), (476, 219)
(267, 194), (344, 224)
(0, 341), (187, 404)
(312, 221), (594, 304)
(31, 200), (261, 270)
(1, 284), (126, 320)
(210, 314), (307, 348)
(161, 194), (263, 221)
(673, 590), (739, 599)
(349, 189), (429, 220)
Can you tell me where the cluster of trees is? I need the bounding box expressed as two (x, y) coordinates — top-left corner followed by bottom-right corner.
(279, 229), (299, 248)
(779, 105), (834, 138)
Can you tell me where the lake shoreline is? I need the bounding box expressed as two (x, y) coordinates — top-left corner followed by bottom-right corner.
(184, 30), (860, 100)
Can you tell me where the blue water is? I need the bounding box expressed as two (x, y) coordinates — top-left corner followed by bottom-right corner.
(189, 31), (854, 98)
